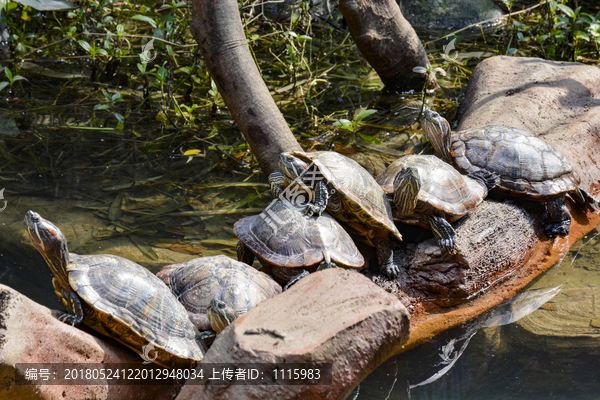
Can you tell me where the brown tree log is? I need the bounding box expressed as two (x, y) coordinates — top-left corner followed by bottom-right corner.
(339, 0), (436, 93)
(191, 0), (302, 176)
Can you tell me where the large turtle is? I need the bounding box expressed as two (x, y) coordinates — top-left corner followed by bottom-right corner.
(25, 210), (205, 368)
(376, 155), (498, 253)
(272, 151), (402, 278)
(234, 198), (364, 287)
(422, 110), (600, 237)
(157, 255), (282, 338)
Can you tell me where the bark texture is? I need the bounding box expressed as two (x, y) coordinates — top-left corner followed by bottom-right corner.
(339, 0), (436, 93)
(191, 0), (302, 176)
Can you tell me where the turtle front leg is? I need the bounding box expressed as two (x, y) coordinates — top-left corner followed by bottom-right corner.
(428, 215), (458, 254)
(283, 270), (310, 291)
(268, 172), (286, 198)
(546, 197), (571, 238)
(236, 241), (255, 266)
(304, 180), (328, 217)
(467, 170), (500, 195)
(58, 288), (84, 326)
(373, 229), (398, 279)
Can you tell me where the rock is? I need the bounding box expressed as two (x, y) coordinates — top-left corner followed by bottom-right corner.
(0, 284), (178, 400)
(390, 56), (600, 352)
(400, 0), (504, 35)
(176, 268), (410, 400)
(386, 199), (542, 307)
(457, 56), (600, 190)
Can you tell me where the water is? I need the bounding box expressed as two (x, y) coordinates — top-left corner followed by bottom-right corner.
(356, 228), (600, 400)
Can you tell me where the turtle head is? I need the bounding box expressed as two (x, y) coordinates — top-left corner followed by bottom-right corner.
(279, 152), (309, 181)
(207, 298), (238, 333)
(24, 211), (70, 285)
(422, 109), (452, 162)
(392, 167), (421, 216)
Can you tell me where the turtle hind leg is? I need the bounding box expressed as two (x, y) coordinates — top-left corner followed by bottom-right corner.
(571, 187), (600, 213)
(467, 170), (500, 193)
(236, 241), (255, 265)
(545, 197), (571, 238)
(428, 215), (458, 254)
(373, 229), (398, 279)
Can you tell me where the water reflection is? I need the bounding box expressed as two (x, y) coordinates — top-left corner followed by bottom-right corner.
(358, 228), (600, 399)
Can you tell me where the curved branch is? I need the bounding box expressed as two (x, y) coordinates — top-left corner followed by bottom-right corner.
(191, 0), (302, 176)
(339, 0), (437, 93)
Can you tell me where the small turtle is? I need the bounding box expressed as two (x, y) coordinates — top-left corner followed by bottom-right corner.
(376, 155), (498, 253)
(272, 151), (402, 279)
(157, 255), (281, 340)
(25, 211), (205, 368)
(234, 198), (364, 288)
(422, 110), (600, 237)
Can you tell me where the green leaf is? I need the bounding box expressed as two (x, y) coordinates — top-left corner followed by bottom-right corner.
(113, 112), (124, 123)
(557, 4), (574, 18)
(131, 14), (157, 28)
(0, 82), (8, 92)
(11, 75), (27, 83)
(412, 66), (427, 74)
(95, 49), (108, 56)
(94, 104), (110, 110)
(354, 109), (377, 122)
(4, 68), (12, 81)
(359, 133), (385, 145)
(13, 0), (75, 11)
(77, 40), (92, 53)
(507, 48), (518, 55)
(574, 31), (590, 41)
(333, 119), (352, 127)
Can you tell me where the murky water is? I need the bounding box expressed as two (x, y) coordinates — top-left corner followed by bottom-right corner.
(355, 228), (600, 400)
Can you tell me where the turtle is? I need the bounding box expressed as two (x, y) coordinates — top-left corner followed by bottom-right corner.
(376, 154), (499, 253)
(234, 198), (365, 288)
(24, 210), (205, 368)
(422, 109), (600, 238)
(271, 151), (403, 278)
(157, 255), (282, 341)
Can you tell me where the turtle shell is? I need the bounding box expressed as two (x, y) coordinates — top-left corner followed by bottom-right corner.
(376, 155), (486, 222)
(451, 126), (580, 199)
(157, 255), (282, 331)
(68, 253), (204, 368)
(233, 199), (364, 269)
(290, 151), (403, 243)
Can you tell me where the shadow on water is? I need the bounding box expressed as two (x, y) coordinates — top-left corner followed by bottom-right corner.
(356, 227), (600, 400)
(0, 247), (62, 309)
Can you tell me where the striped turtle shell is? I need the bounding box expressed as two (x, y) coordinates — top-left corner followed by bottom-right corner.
(233, 199), (364, 269)
(68, 254), (205, 368)
(290, 151), (403, 246)
(157, 255), (282, 331)
(450, 126), (579, 199)
(376, 155), (486, 223)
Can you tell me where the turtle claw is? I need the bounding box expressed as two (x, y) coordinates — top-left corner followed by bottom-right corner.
(381, 260), (399, 280)
(439, 238), (458, 254)
(317, 261), (338, 270)
(304, 204), (323, 217)
(59, 313), (82, 326)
